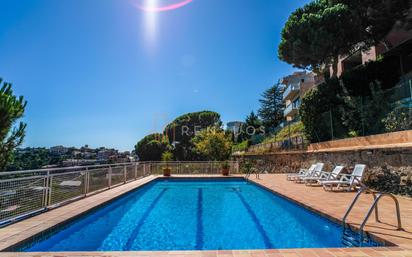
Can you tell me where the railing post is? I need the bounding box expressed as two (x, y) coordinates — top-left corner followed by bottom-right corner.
(123, 165), (127, 184)
(108, 166), (112, 188)
(134, 163), (138, 180)
(47, 175), (53, 207)
(84, 168), (89, 196)
(43, 171), (50, 209)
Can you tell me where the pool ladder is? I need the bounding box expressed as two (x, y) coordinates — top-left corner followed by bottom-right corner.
(341, 186), (403, 247)
(245, 168), (260, 180)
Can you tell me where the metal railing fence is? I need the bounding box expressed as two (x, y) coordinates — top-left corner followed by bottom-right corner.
(247, 136), (308, 154)
(0, 161), (239, 226)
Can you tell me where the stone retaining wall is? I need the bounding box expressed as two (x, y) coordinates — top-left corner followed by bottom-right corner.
(235, 147), (412, 196)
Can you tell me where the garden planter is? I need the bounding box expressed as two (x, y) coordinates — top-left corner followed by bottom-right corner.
(163, 168), (171, 177)
(222, 168), (229, 176)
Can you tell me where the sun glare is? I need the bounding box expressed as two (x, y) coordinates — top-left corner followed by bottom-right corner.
(133, 0), (193, 49)
(138, 0), (193, 12)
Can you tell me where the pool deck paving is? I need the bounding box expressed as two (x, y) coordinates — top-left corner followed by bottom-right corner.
(0, 174), (411, 257)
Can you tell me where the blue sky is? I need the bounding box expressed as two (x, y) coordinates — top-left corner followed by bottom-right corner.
(0, 0), (309, 151)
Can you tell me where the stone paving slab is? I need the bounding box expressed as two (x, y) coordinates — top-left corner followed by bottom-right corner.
(249, 175), (412, 249)
(0, 174), (411, 257)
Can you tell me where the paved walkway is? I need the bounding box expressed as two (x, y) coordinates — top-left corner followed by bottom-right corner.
(0, 174), (411, 257)
(249, 175), (412, 249)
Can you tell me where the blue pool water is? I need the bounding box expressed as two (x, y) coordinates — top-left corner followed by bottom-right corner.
(21, 178), (373, 251)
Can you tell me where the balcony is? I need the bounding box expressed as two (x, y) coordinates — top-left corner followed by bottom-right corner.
(284, 103), (299, 117)
(283, 82), (300, 101)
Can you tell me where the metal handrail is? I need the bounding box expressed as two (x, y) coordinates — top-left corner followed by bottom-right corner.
(342, 186), (403, 246)
(360, 193), (402, 231)
(0, 161), (240, 227)
(0, 162), (138, 176)
(245, 167), (260, 180)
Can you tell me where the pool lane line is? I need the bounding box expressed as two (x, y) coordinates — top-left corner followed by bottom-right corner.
(196, 188), (203, 249)
(124, 188), (167, 250)
(234, 190), (274, 249)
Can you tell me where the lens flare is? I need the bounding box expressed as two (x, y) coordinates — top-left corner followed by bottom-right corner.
(138, 0), (193, 12)
(134, 0), (193, 52)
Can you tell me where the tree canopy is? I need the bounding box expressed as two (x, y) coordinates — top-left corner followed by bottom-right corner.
(192, 128), (232, 161)
(134, 133), (170, 161)
(278, 0), (410, 74)
(6, 147), (61, 171)
(244, 111), (265, 144)
(245, 111), (263, 132)
(163, 111), (222, 160)
(258, 82), (285, 132)
(0, 79), (27, 171)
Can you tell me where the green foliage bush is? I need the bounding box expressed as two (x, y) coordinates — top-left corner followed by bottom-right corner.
(192, 128), (232, 161)
(382, 105), (412, 132)
(135, 133), (171, 161)
(161, 151), (173, 162)
(300, 77), (345, 142)
(232, 140), (249, 153)
(300, 56), (404, 143)
(340, 57), (401, 96)
(263, 121), (305, 143)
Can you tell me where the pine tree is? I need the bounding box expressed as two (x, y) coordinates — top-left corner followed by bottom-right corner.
(0, 78), (27, 171)
(258, 82), (284, 133)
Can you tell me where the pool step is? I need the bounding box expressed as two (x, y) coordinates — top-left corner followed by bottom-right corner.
(342, 228), (361, 247)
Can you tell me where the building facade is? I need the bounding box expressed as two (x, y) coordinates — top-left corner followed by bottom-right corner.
(281, 71), (320, 121)
(332, 28), (412, 77)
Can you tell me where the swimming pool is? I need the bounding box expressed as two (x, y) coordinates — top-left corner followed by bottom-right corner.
(19, 178), (378, 251)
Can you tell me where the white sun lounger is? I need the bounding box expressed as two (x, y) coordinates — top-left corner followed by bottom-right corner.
(287, 164), (316, 181)
(295, 163), (324, 183)
(320, 164), (366, 191)
(303, 165), (344, 185)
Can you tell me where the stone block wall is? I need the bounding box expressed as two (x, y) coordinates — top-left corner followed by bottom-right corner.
(235, 147), (412, 197)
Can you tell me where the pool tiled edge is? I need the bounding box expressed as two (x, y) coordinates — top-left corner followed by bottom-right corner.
(0, 174), (411, 257)
(0, 248), (410, 257)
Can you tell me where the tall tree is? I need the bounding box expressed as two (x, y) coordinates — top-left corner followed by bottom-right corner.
(134, 133), (170, 161)
(331, 0), (411, 42)
(244, 111), (264, 144)
(245, 111), (262, 130)
(278, 0), (410, 75)
(242, 111), (265, 138)
(0, 79), (27, 171)
(278, 0), (361, 75)
(258, 82), (285, 132)
(163, 111), (222, 160)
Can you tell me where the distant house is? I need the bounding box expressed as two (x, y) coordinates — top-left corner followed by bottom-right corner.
(49, 145), (68, 155)
(82, 151), (96, 159)
(97, 149), (118, 161)
(226, 121), (244, 134)
(281, 71), (322, 122)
